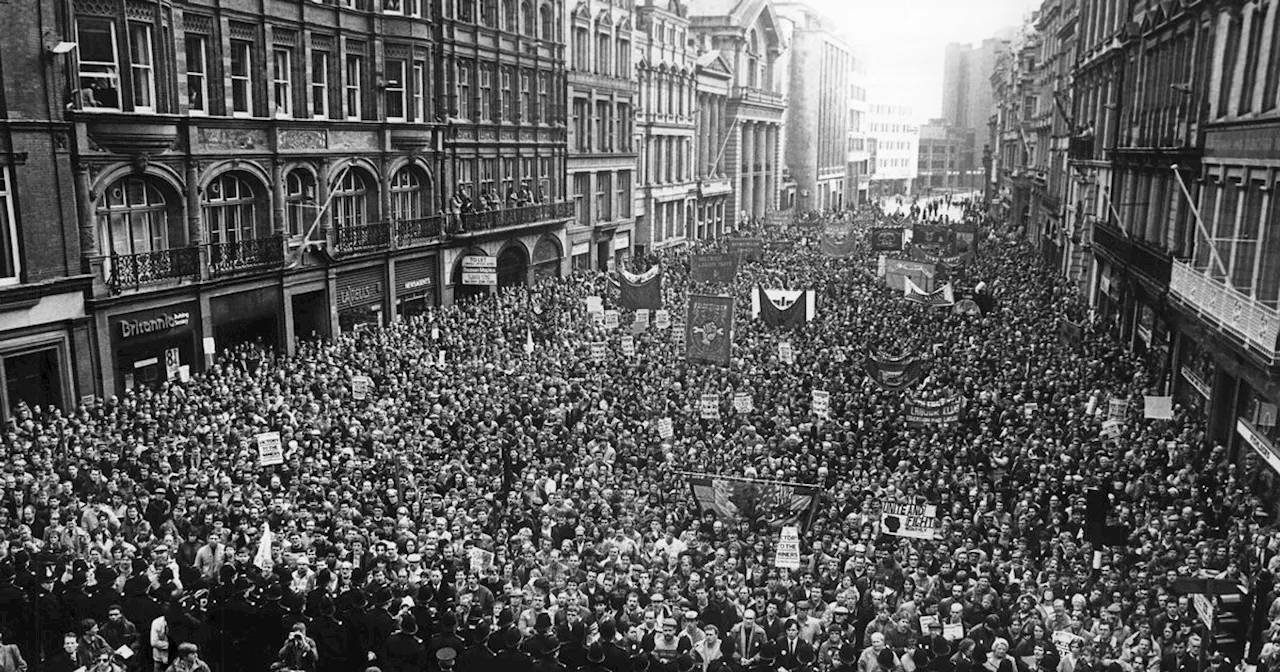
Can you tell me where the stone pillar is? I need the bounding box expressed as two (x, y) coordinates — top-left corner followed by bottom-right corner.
(272, 159), (287, 235)
(187, 161), (210, 281)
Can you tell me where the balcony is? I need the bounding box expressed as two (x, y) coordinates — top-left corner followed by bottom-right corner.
(100, 247), (201, 294)
(731, 87), (786, 107)
(699, 176), (732, 197)
(208, 235), (284, 277)
(336, 222), (393, 253)
(1091, 219), (1171, 284)
(1170, 260), (1280, 364)
(395, 215), (447, 246)
(458, 201), (574, 234)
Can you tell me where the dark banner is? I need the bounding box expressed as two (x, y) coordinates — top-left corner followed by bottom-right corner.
(954, 225), (979, 254)
(821, 232), (858, 258)
(871, 227), (904, 252)
(909, 246), (974, 268)
(728, 237), (764, 262)
(690, 253), (739, 284)
(766, 210), (795, 228)
(758, 286), (807, 329)
(905, 395), (963, 425)
(765, 240), (796, 254)
(904, 281), (956, 308)
(688, 474), (819, 531)
(863, 357), (926, 391)
(913, 224), (952, 248)
(619, 265), (663, 310)
(686, 295), (734, 366)
(1058, 317), (1084, 348)
(797, 212), (823, 229)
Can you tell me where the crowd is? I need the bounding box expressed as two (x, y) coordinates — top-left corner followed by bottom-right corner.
(0, 196), (1276, 672)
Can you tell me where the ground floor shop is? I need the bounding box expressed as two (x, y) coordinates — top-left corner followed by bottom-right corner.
(0, 281), (95, 418)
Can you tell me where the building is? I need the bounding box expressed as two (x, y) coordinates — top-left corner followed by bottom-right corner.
(567, 0), (637, 271)
(693, 44), (735, 240)
(42, 0), (571, 396)
(867, 102), (918, 197)
(688, 0), (789, 224)
(775, 2), (852, 213)
(916, 119), (975, 193)
(1035, 0), (1082, 286)
(846, 52), (871, 210)
(0, 0), (97, 418)
(635, 0), (699, 254)
(943, 36), (1012, 177)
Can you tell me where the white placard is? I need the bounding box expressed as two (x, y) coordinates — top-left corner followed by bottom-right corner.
(700, 393), (720, 420)
(621, 335), (636, 358)
(657, 417), (674, 439)
(257, 432), (283, 467)
(352, 375), (373, 400)
(655, 310), (671, 330)
(775, 526), (800, 569)
(779, 342), (794, 364)
(1143, 395), (1173, 420)
(604, 310), (620, 330)
(591, 342), (607, 363)
(177, 365), (191, 383)
(812, 390), (831, 418)
(733, 392), (754, 413)
(585, 296), (604, 314)
(165, 347), (180, 381)
(1024, 402), (1038, 418)
(635, 309), (650, 327)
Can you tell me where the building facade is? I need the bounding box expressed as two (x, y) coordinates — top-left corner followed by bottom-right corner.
(567, 0), (636, 271)
(943, 36), (1011, 179)
(776, 2), (851, 213)
(867, 102), (918, 197)
(846, 52), (871, 210)
(38, 0), (571, 396)
(916, 119), (975, 193)
(693, 48), (735, 240)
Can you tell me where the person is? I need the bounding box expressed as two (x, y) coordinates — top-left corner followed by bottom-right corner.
(381, 613), (425, 672)
(0, 629), (25, 672)
(166, 643), (210, 672)
(727, 610), (766, 672)
(275, 622), (319, 672)
(780, 621), (816, 672)
(692, 624), (724, 672)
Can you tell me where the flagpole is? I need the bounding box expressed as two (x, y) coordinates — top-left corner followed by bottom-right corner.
(1170, 164), (1229, 278)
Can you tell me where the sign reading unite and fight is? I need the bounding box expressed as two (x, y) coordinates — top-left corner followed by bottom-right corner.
(878, 501), (940, 539)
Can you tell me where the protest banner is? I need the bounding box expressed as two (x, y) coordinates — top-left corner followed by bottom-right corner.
(728, 237), (764, 261)
(351, 375), (373, 400)
(812, 390), (831, 418)
(775, 526), (801, 569)
(877, 501), (940, 539)
(871, 227), (904, 252)
(700, 393), (720, 420)
(691, 253), (740, 284)
(257, 432), (283, 467)
(686, 472), (820, 530)
(1144, 396), (1173, 420)
(864, 357), (925, 391)
(905, 396), (963, 425)
(619, 265), (663, 309)
(686, 295), (734, 366)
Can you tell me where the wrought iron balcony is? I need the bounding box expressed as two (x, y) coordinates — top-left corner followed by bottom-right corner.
(1170, 260), (1280, 365)
(101, 247), (201, 294)
(458, 201), (574, 233)
(336, 221), (393, 253)
(208, 234), (284, 276)
(395, 215), (447, 246)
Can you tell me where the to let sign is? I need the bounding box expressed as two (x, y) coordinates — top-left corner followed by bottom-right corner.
(462, 256), (497, 286)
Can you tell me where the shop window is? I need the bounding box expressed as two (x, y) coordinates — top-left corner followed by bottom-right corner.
(0, 167), (19, 284)
(4, 348), (64, 417)
(390, 166), (432, 220)
(285, 170), (317, 237)
(97, 176), (179, 257)
(332, 169), (374, 231)
(203, 172), (267, 245)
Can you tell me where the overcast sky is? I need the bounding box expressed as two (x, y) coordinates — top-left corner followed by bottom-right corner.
(803, 0), (1042, 122)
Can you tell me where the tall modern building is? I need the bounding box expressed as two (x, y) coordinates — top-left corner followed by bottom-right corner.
(867, 103), (919, 197)
(846, 51), (871, 210)
(916, 119), (975, 192)
(776, 2), (852, 212)
(567, 0), (637, 271)
(943, 36), (1012, 177)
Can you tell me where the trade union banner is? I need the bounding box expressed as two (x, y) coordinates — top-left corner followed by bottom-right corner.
(687, 473), (820, 531)
(691, 253), (740, 284)
(1058, 317), (1084, 348)
(904, 279), (956, 307)
(909, 246), (974, 268)
(821, 231), (858, 258)
(905, 395), (963, 424)
(757, 286), (809, 329)
(685, 295), (734, 366)
(619, 265), (663, 310)
(954, 224), (980, 254)
(728, 237), (764, 261)
(913, 224), (952, 248)
(863, 357), (925, 391)
(871, 227), (905, 252)
(876, 501), (941, 539)
(883, 258), (936, 292)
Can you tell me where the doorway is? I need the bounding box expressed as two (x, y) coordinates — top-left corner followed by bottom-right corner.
(291, 290), (330, 343)
(5, 348), (62, 414)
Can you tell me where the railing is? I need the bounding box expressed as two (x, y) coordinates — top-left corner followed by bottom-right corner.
(731, 86), (786, 106)
(101, 247), (201, 294)
(1170, 259), (1280, 363)
(336, 221), (392, 253)
(1092, 220), (1172, 283)
(459, 201), (574, 232)
(395, 215), (447, 246)
(208, 234), (284, 276)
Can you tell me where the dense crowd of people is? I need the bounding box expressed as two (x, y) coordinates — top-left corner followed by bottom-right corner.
(0, 195), (1274, 672)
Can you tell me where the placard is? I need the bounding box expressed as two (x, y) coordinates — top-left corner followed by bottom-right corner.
(635, 309), (650, 327)
(352, 375), (373, 400)
(700, 393), (720, 420)
(812, 390), (831, 418)
(1101, 418), (1122, 439)
(779, 341), (794, 364)
(177, 365), (191, 383)
(165, 347), (180, 381)
(468, 547), (494, 573)
(733, 392), (754, 413)
(1107, 398), (1129, 422)
(1143, 395), (1173, 420)
(604, 310), (620, 330)
(774, 525), (801, 569)
(621, 335), (636, 358)
(944, 623), (964, 641)
(590, 342), (607, 363)
(657, 417), (674, 440)
(877, 501), (939, 539)
(1023, 402), (1038, 418)
(654, 310), (671, 330)
(257, 432), (283, 467)
(585, 295), (604, 314)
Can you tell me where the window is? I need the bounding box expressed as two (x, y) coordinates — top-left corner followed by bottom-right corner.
(185, 35), (208, 114)
(503, 0), (516, 31)
(346, 54), (364, 120)
(413, 60), (428, 121)
(617, 171), (631, 219)
(596, 172), (611, 221)
(1218, 13), (1243, 116)
(1239, 8), (1266, 114)
(1262, 183), (1280, 305)
(76, 18), (121, 110)
(458, 159), (475, 201)
(231, 39), (253, 115)
(1266, 6), (1280, 111)
(390, 166), (429, 220)
(203, 173), (263, 246)
(539, 157), (552, 201)
(332, 170), (372, 231)
(573, 98), (590, 152)
(540, 4), (554, 41)
(386, 58), (407, 121)
(521, 2), (534, 36)
(596, 33), (611, 75)
(273, 48), (293, 118)
(537, 73), (549, 122)
(519, 71), (531, 122)
(616, 103), (630, 151)
(285, 170), (316, 237)
(596, 101), (610, 152)
(573, 173), (590, 225)
(617, 39), (630, 79)
(500, 68), (512, 121)
(459, 0), (475, 22)
(573, 28), (590, 70)
(479, 159), (496, 199)
(1233, 181), (1264, 292)
(384, 0), (421, 15)
(128, 23), (155, 111)
(98, 176), (171, 256)
(311, 50), (330, 119)
(456, 62), (471, 119)
(0, 168), (19, 283)
(479, 65), (493, 120)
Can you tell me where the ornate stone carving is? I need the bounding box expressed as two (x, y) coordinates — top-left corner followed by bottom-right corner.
(278, 129), (328, 150)
(196, 127), (268, 151)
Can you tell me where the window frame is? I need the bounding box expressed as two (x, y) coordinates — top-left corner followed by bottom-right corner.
(385, 57), (408, 121)
(456, 62), (472, 120)
(75, 17), (122, 111)
(185, 34), (209, 115)
(273, 47), (294, 119)
(0, 167), (21, 285)
(230, 39), (254, 117)
(345, 53), (365, 120)
(127, 21), (156, 112)
(413, 60), (428, 122)
(311, 50), (330, 120)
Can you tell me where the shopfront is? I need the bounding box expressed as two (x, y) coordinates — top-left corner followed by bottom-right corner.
(395, 256), (438, 321)
(1094, 260), (1122, 336)
(336, 267), (385, 332)
(1175, 334), (1214, 415)
(109, 302), (200, 393)
(571, 241), (590, 272)
(1133, 300), (1171, 392)
(1237, 407), (1280, 517)
(531, 237), (562, 284)
(211, 287), (281, 354)
(614, 232), (631, 269)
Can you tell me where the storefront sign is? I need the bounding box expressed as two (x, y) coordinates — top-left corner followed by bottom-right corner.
(336, 278), (384, 311)
(397, 257), (437, 296)
(1181, 366), (1211, 398)
(1238, 418), (1280, 475)
(462, 255), (498, 286)
(119, 311), (191, 339)
(1204, 124), (1280, 161)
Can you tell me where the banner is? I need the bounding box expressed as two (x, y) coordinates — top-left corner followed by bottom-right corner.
(691, 253), (740, 284)
(585, 295), (604, 314)
(728, 237), (764, 261)
(883, 258), (936, 291)
(905, 395), (963, 424)
(820, 232), (858, 258)
(954, 224), (979, 254)
(913, 224), (951, 248)
(877, 501), (940, 539)
(765, 240), (797, 253)
(909, 246), (974, 268)
(257, 432), (283, 466)
(775, 526), (801, 569)
(687, 474), (820, 531)
(766, 210), (794, 228)
(619, 265), (663, 310)
(758, 286), (809, 329)
(904, 279), (956, 307)
(863, 357), (925, 391)
(812, 390), (831, 418)
(1058, 318), (1084, 348)
(871, 227), (904, 251)
(733, 392), (754, 413)
(753, 288), (815, 323)
(685, 295), (734, 366)
(700, 393), (720, 420)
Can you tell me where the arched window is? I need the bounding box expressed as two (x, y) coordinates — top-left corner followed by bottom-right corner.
(285, 169), (316, 237)
(98, 176), (178, 256)
(520, 1), (534, 36)
(390, 165), (434, 220)
(203, 172), (266, 245)
(502, 0), (517, 31)
(332, 169), (373, 231)
(747, 29), (760, 88)
(479, 0), (495, 26)
(539, 3), (554, 41)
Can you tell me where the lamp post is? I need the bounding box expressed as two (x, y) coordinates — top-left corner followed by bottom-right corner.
(981, 144), (994, 210)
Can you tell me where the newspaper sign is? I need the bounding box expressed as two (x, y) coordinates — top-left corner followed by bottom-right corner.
(700, 393), (720, 420)
(657, 417), (674, 440)
(1108, 398), (1129, 422)
(655, 310), (671, 330)
(878, 501), (939, 539)
(256, 432), (284, 467)
(468, 547), (495, 573)
(351, 375), (373, 400)
(774, 525), (801, 569)
(591, 342), (607, 363)
(733, 392), (754, 413)
(779, 341), (795, 364)
(812, 390), (831, 419)
(604, 310), (620, 330)
(461, 255), (498, 285)
(621, 335), (636, 358)
(635, 309), (650, 327)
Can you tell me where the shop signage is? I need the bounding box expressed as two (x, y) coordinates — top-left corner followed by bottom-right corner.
(1180, 367), (1211, 398)
(397, 257), (437, 296)
(336, 281), (383, 310)
(1238, 418), (1280, 475)
(119, 311), (191, 339)
(462, 255), (497, 286)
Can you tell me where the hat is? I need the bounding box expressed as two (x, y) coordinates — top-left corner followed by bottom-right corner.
(677, 654), (697, 672)
(535, 612), (553, 632)
(798, 645), (817, 666)
(838, 643), (858, 664)
(878, 649), (897, 668)
(587, 642), (606, 663)
(437, 648), (457, 665)
(497, 608), (515, 628)
(178, 643), (198, 655)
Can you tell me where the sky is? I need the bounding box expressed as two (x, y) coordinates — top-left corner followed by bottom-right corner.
(804, 0), (1042, 122)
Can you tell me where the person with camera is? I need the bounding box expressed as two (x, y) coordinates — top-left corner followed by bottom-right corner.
(275, 622), (319, 672)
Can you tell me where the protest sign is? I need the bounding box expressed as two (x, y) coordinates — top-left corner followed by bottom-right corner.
(1108, 398), (1129, 422)
(591, 342), (607, 363)
(812, 390), (831, 419)
(621, 335), (636, 358)
(878, 501), (939, 539)
(352, 375), (373, 400)
(468, 547), (494, 573)
(779, 341), (794, 364)
(604, 310), (620, 330)
(257, 432), (283, 467)
(700, 393), (720, 420)
(655, 310), (671, 330)
(1144, 395), (1173, 420)
(734, 392), (754, 413)
(775, 526), (801, 569)
(585, 296), (604, 314)
(657, 417), (674, 439)
(905, 396), (962, 425)
(635, 309), (650, 327)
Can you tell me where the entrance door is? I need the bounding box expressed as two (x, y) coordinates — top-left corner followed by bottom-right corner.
(5, 348), (62, 414)
(496, 246), (528, 288)
(291, 290), (330, 343)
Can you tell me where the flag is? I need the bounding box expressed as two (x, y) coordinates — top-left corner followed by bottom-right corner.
(685, 295), (734, 366)
(690, 253), (739, 284)
(619, 265), (662, 310)
(757, 286), (808, 329)
(752, 288), (816, 321)
(254, 521), (274, 571)
(863, 357), (926, 390)
(524, 328), (534, 354)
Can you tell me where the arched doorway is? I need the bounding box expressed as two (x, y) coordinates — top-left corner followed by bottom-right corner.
(496, 244), (528, 289)
(451, 248), (491, 303)
(530, 236), (561, 284)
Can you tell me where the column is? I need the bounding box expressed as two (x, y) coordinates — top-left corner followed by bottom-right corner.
(754, 123), (768, 215)
(741, 122), (754, 219)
